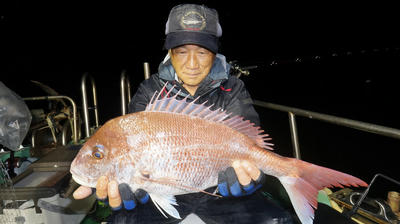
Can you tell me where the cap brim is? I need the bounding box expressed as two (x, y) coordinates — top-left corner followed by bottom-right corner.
(164, 32), (218, 53)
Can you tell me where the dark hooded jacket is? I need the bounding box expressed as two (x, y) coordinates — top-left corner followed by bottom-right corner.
(117, 55), (294, 224)
(128, 53), (260, 126)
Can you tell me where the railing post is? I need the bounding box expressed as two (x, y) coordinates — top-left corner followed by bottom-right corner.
(143, 62), (150, 80)
(81, 73), (99, 138)
(120, 70), (131, 115)
(288, 112), (301, 159)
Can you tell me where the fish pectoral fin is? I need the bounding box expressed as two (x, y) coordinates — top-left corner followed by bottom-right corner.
(148, 193), (181, 219)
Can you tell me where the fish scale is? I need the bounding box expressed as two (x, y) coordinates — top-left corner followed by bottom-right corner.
(139, 113), (246, 191)
(70, 84), (367, 224)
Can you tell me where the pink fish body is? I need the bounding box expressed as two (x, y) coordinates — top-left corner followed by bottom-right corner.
(70, 86), (367, 224)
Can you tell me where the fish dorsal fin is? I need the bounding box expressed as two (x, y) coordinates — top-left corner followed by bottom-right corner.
(145, 83), (273, 150)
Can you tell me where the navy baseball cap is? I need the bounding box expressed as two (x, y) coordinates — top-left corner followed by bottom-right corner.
(164, 4), (222, 53)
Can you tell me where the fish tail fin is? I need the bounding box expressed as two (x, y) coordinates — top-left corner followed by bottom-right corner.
(276, 159), (368, 224)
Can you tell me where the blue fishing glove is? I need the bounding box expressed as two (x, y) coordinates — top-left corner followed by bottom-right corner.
(93, 184), (149, 211)
(218, 166), (266, 197)
(115, 184), (150, 211)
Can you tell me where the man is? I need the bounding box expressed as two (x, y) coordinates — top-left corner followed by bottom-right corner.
(74, 4), (292, 223)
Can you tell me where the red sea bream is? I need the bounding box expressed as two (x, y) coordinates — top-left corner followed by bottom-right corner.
(70, 85), (367, 224)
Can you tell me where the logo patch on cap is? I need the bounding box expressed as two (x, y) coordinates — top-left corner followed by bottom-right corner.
(180, 11), (206, 31)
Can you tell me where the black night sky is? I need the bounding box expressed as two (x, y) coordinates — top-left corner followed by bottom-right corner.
(1, 1), (400, 195)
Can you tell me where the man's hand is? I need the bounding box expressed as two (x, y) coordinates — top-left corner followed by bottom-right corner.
(73, 176), (149, 210)
(218, 160), (266, 197)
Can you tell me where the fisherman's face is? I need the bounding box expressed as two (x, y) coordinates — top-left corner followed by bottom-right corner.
(170, 44), (215, 89)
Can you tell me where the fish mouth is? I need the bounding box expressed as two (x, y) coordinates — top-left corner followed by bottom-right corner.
(70, 170), (96, 188)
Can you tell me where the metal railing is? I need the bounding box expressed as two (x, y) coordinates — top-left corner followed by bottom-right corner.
(23, 96), (79, 144)
(143, 62), (151, 80)
(120, 70), (132, 115)
(119, 63), (151, 115)
(81, 73), (99, 138)
(253, 100), (400, 159)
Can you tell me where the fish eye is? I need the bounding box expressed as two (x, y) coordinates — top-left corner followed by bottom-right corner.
(92, 145), (104, 159)
(141, 171), (150, 179)
(92, 151), (104, 159)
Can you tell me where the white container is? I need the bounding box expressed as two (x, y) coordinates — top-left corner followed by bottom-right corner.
(0, 200), (44, 224)
(38, 193), (95, 224)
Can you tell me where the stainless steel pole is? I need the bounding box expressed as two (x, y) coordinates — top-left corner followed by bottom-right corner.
(143, 62), (150, 80)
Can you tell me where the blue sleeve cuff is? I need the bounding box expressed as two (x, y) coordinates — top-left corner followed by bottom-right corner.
(230, 181), (243, 197)
(123, 200), (136, 210)
(243, 182), (255, 192)
(139, 193), (150, 204)
(244, 183), (262, 195)
(218, 182), (229, 197)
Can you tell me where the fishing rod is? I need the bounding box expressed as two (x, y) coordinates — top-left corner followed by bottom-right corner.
(229, 60), (258, 78)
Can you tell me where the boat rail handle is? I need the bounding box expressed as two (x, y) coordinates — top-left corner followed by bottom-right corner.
(81, 73), (99, 138)
(120, 70), (132, 115)
(120, 63), (150, 115)
(23, 96), (79, 144)
(254, 100), (400, 159)
(144, 62), (150, 80)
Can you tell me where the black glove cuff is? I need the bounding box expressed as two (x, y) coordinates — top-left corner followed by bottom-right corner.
(254, 172), (266, 186)
(118, 183), (135, 201)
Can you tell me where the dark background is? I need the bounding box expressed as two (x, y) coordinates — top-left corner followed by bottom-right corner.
(2, 1), (399, 198)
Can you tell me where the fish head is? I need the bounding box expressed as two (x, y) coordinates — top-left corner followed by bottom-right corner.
(70, 140), (112, 187)
(70, 118), (131, 188)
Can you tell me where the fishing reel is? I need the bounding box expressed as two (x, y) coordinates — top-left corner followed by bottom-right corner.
(330, 174), (400, 224)
(228, 60), (258, 78)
